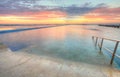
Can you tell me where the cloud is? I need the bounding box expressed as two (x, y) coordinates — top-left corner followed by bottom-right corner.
(62, 6), (95, 16)
(92, 7), (120, 15)
(83, 7), (120, 20)
(50, 3), (109, 17)
(0, 0), (42, 14)
(0, 0), (116, 18)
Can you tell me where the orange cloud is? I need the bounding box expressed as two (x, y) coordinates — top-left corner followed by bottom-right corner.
(15, 11), (67, 20)
(0, 11), (67, 24)
(64, 7), (120, 24)
(77, 7), (120, 24)
(0, 8), (119, 24)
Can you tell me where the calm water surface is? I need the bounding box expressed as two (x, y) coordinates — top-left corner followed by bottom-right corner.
(0, 25), (120, 68)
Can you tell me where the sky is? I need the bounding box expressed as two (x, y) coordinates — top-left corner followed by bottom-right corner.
(0, 0), (120, 24)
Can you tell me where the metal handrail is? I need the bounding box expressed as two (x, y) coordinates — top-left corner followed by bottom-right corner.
(92, 36), (120, 65)
(92, 36), (120, 42)
(103, 46), (113, 54)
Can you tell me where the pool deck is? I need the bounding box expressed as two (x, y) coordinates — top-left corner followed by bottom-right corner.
(0, 45), (120, 77)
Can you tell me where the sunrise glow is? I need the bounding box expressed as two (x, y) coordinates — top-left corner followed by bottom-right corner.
(0, 0), (120, 24)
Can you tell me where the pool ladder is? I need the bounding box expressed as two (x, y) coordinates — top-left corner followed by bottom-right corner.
(92, 36), (120, 65)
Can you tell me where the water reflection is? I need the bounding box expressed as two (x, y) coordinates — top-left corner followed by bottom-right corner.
(0, 25), (120, 66)
(0, 27), (15, 31)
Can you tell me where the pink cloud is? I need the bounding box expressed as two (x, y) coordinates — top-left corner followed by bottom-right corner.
(84, 7), (120, 20)
(0, 10), (67, 20)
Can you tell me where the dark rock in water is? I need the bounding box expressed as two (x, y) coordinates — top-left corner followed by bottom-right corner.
(98, 24), (120, 28)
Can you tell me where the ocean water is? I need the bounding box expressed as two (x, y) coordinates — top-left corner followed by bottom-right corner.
(0, 25), (120, 68)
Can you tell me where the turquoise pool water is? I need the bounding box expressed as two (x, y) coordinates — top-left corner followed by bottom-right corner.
(0, 25), (120, 68)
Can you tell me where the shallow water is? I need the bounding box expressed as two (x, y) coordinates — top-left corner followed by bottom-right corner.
(0, 25), (120, 68)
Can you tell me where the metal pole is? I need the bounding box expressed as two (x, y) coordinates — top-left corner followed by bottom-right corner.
(110, 41), (119, 65)
(92, 36), (94, 40)
(100, 38), (104, 52)
(95, 37), (98, 46)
